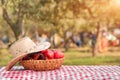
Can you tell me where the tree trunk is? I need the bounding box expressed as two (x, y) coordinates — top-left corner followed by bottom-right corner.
(1, 0), (24, 40)
(92, 22), (102, 56)
(63, 31), (70, 51)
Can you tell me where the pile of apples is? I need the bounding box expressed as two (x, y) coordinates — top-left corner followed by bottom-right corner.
(23, 49), (64, 60)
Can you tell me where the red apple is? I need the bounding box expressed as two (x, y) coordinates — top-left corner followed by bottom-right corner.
(33, 53), (46, 60)
(43, 49), (54, 59)
(40, 50), (47, 57)
(41, 50), (47, 54)
(33, 53), (41, 60)
(53, 50), (64, 59)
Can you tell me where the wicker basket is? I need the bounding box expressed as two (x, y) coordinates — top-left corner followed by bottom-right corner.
(20, 58), (64, 71)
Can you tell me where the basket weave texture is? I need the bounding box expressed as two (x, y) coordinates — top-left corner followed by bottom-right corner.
(20, 58), (64, 71)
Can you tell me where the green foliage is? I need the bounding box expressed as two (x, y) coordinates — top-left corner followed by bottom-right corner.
(1, 0), (120, 39)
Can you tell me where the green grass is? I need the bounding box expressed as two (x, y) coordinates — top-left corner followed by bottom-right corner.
(0, 48), (120, 66)
(0, 48), (13, 66)
(64, 49), (120, 66)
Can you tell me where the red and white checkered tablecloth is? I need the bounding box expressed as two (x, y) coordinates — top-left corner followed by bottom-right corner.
(0, 66), (120, 80)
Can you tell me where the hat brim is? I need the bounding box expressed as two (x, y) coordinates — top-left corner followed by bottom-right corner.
(6, 42), (50, 71)
(32, 42), (51, 53)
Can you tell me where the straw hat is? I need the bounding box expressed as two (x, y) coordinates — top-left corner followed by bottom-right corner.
(6, 36), (50, 70)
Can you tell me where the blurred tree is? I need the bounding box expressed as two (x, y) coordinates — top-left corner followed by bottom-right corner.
(83, 0), (120, 56)
(0, 0), (53, 40)
(53, 0), (120, 55)
(1, 0), (120, 55)
(1, 0), (25, 40)
(79, 0), (111, 56)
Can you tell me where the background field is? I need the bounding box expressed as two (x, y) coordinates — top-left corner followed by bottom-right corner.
(0, 48), (120, 66)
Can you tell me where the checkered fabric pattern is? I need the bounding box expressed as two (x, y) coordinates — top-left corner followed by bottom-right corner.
(0, 66), (120, 80)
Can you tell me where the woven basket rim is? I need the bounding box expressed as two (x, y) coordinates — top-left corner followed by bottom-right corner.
(21, 58), (64, 61)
